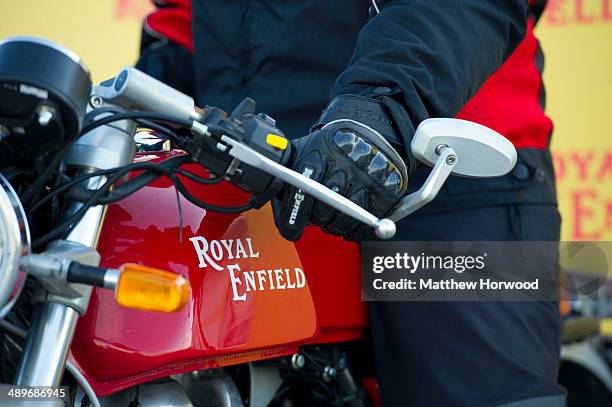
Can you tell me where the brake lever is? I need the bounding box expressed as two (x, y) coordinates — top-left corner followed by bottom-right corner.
(221, 136), (459, 240)
(220, 135), (397, 239)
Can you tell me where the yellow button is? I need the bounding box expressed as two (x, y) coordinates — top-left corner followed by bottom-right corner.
(266, 133), (288, 150)
(601, 318), (612, 337)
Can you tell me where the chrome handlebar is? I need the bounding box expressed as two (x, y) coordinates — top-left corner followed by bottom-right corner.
(93, 67), (464, 239)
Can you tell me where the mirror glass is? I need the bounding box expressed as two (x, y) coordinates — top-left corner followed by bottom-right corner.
(411, 118), (517, 177)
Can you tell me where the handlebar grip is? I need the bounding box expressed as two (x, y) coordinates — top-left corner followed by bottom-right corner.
(94, 67), (201, 122)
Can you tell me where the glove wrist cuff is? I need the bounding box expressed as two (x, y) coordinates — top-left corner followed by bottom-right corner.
(313, 94), (402, 147)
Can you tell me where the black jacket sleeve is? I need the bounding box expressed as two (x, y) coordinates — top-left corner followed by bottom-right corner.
(330, 0), (529, 151)
(135, 26), (195, 98)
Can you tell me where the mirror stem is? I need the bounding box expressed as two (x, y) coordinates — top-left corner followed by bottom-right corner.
(389, 145), (456, 222)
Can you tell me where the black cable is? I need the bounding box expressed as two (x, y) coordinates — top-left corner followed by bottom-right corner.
(80, 111), (193, 136)
(29, 167), (118, 214)
(27, 108), (259, 245)
(33, 161), (180, 247)
(71, 160), (225, 204)
(28, 155), (189, 214)
(83, 105), (122, 124)
(32, 165), (135, 248)
(110, 161), (253, 213)
(23, 112), (185, 206)
(59, 163), (184, 242)
(31, 156), (253, 247)
(47, 156), (248, 213)
(25, 109), (231, 207)
(84, 108), (186, 143)
(135, 119), (187, 145)
(67, 155), (194, 204)
(21, 144), (71, 204)
(173, 167), (224, 184)
(67, 171), (162, 204)
(81, 110), (238, 140)
(174, 182), (184, 242)
(174, 180), (254, 214)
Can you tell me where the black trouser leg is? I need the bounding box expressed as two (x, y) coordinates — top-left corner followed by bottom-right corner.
(368, 205), (567, 406)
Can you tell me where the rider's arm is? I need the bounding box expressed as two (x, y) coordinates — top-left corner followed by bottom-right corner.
(330, 0), (530, 154)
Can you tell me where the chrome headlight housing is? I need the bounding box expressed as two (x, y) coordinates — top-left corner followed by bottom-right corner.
(0, 173), (30, 319)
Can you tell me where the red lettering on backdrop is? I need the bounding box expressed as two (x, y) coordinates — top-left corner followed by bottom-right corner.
(596, 152), (612, 180)
(114, 0), (153, 21)
(605, 0), (612, 20)
(576, 0), (596, 22)
(606, 201), (612, 230)
(572, 190), (601, 239)
(571, 151), (594, 180)
(547, 0), (569, 25)
(543, 0), (612, 24)
(552, 152), (566, 181)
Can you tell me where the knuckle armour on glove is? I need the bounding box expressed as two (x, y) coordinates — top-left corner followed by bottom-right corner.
(274, 119), (408, 241)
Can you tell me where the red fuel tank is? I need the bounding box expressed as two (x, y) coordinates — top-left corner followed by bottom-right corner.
(69, 152), (366, 396)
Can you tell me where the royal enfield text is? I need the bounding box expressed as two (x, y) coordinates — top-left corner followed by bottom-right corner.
(190, 236), (306, 301)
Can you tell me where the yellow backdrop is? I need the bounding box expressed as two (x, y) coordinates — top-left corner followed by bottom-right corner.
(1, 0), (610, 240)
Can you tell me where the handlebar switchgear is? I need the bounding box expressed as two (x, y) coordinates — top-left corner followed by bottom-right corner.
(187, 98), (293, 203)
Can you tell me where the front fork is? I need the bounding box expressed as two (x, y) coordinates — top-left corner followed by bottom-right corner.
(14, 179), (105, 386)
(14, 112), (135, 387)
(15, 304), (80, 387)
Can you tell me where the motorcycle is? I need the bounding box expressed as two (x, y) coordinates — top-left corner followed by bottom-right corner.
(0, 36), (516, 406)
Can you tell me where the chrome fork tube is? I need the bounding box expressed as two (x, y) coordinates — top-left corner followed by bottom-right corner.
(15, 176), (107, 387)
(14, 303), (80, 386)
(64, 176), (108, 248)
(15, 115), (136, 386)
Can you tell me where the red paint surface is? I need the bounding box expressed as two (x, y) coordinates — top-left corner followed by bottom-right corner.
(362, 378), (383, 407)
(69, 152), (366, 396)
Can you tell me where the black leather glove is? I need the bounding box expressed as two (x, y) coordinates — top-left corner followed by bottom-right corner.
(273, 95), (409, 241)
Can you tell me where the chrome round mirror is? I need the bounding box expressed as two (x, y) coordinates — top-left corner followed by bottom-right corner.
(0, 173), (30, 319)
(411, 118), (517, 177)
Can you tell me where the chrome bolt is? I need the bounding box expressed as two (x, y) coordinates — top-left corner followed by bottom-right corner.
(322, 366), (336, 382)
(291, 353), (305, 370)
(90, 95), (104, 108)
(435, 144), (448, 155)
(37, 105), (56, 126)
(446, 155), (457, 165)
